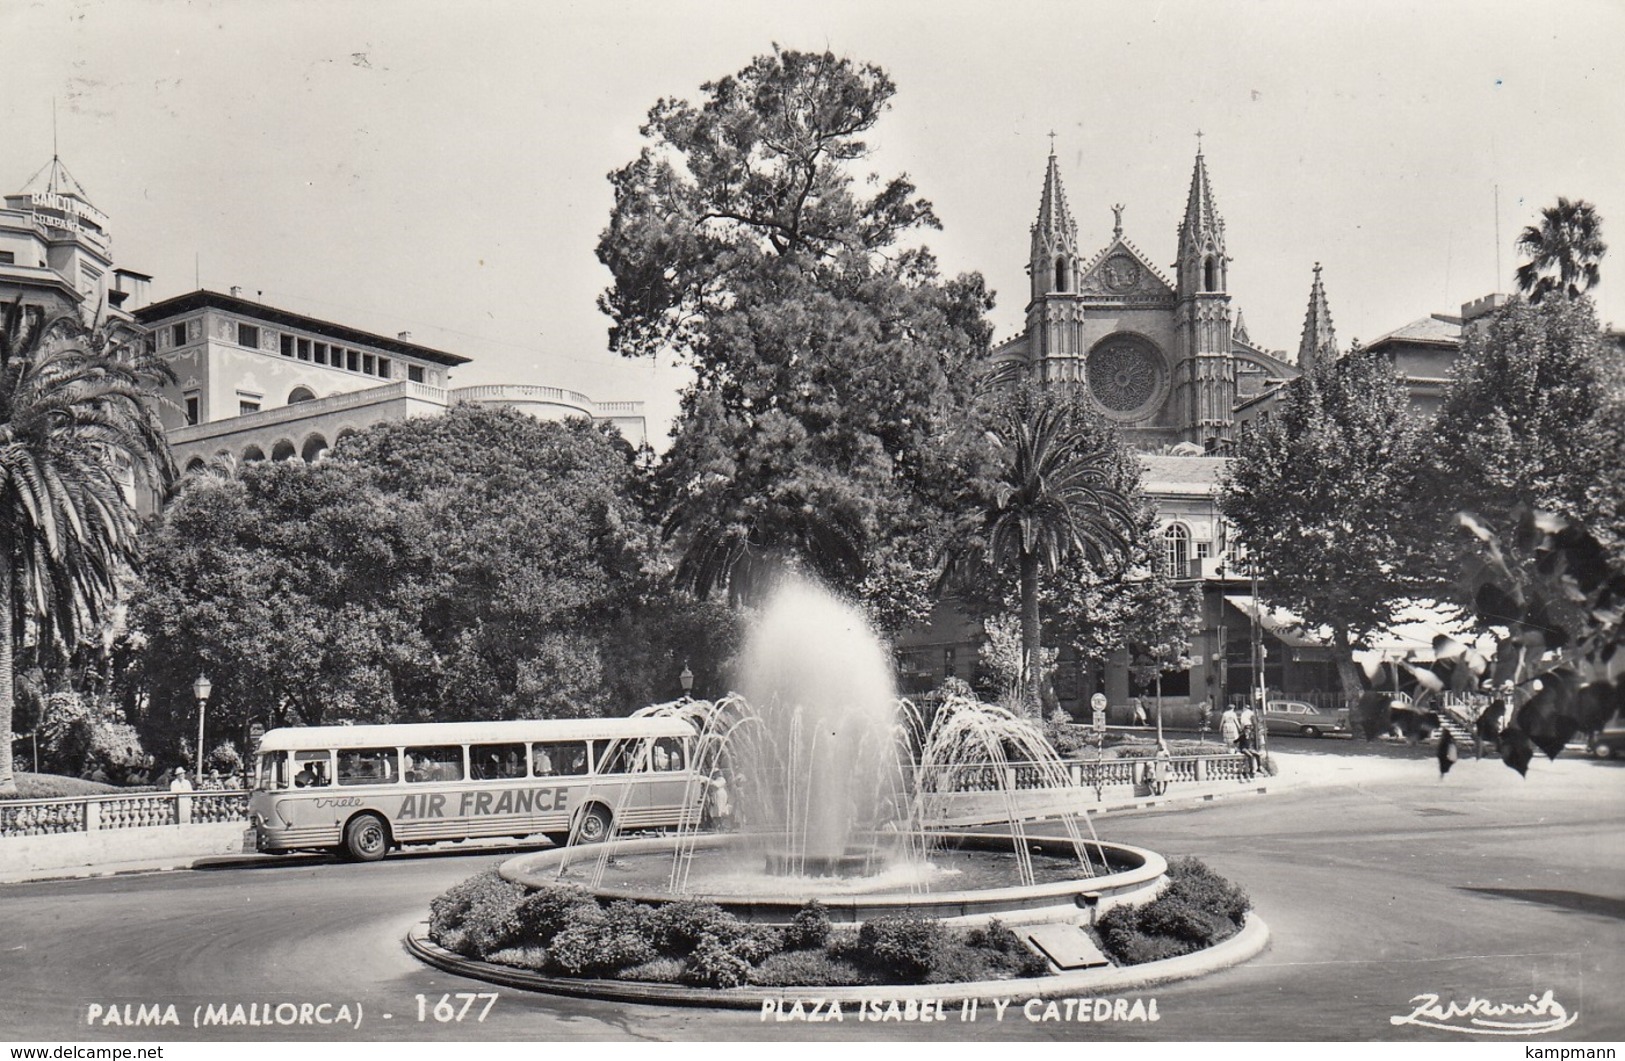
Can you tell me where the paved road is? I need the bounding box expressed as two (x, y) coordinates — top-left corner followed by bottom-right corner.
(2, 744), (1620, 1042)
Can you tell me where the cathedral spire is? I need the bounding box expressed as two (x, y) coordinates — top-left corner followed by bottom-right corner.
(1176, 148), (1227, 295)
(1297, 263), (1338, 371)
(1029, 147), (1079, 300)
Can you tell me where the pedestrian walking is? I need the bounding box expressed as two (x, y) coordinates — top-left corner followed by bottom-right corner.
(1220, 704), (1241, 751)
(1237, 701), (1260, 774)
(1132, 698), (1148, 727)
(169, 767), (194, 793)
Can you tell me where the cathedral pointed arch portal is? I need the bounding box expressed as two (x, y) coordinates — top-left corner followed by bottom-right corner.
(994, 145), (1295, 452)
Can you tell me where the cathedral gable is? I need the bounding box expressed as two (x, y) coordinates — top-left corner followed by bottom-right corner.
(1076, 238), (1176, 302)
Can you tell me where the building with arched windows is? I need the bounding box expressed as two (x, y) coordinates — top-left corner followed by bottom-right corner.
(133, 288), (647, 478)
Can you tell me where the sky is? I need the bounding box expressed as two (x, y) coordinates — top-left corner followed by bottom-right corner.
(5, 0), (1623, 447)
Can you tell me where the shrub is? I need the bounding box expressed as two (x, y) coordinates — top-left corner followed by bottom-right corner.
(428, 869), (525, 957)
(486, 946), (550, 971)
(650, 900), (734, 955)
(1135, 895), (1225, 946)
(964, 920), (1048, 978)
(750, 950), (873, 987)
(783, 900), (832, 951)
(604, 900), (656, 940)
(682, 932), (755, 988)
(1093, 858), (1251, 966)
(546, 924), (613, 977)
(617, 957), (686, 983)
(1161, 858), (1251, 926)
(857, 916), (944, 981)
(1097, 916), (1194, 965)
(513, 884), (596, 944)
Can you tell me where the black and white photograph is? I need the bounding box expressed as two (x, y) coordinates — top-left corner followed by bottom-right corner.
(2, 0), (1622, 1048)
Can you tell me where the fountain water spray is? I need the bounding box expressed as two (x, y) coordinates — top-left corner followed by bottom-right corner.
(555, 576), (1106, 894)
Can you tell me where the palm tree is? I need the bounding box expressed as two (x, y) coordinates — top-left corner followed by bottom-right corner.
(976, 391), (1137, 714)
(1515, 197), (1606, 304)
(0, 301), (173, 795)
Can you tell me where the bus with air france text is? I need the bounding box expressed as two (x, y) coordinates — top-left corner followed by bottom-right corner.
(247, 716), (704, 861)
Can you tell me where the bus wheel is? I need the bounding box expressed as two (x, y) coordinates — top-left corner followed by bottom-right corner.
(343, 813), (390, 862)
(573, 805), (612, 844)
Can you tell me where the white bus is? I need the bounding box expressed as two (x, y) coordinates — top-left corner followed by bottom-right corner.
(247, 716), (704, 861)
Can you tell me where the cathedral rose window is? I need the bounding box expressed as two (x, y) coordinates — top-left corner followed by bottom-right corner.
(1087, 336), (1163, 413)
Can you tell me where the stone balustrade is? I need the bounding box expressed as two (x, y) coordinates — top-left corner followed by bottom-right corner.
(0, 791), (249, 838)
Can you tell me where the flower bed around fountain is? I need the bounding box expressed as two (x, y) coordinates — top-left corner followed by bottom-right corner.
(420, 851), (1250, 991)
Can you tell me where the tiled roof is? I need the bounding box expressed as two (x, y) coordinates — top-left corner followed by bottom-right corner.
(1367, 313), (1461, 349)
(1140, 454), (1228, 493)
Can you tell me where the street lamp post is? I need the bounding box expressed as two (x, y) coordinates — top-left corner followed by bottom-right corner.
(679, 663), (694, 699)
(193, 674), (212, 779)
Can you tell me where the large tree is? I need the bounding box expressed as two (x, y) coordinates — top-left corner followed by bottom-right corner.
(959, 384), (1138, 713)
(596, 48), (994, 622)
(1514, 197), (1606, 304)
(129, 406), (672, 761)
(0, 302), (172, 794)
(1428, 293), (1615, 533)
(1221, 346), (1428, 698)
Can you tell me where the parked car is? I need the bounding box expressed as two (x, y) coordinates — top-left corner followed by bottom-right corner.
(1262, 700), (1348, 738)
(1588, 715), (1625, 759)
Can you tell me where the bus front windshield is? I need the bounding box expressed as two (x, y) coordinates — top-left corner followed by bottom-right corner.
(257, 752), (288, 791)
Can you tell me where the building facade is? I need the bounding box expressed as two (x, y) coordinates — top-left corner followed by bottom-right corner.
(134, 289), (647, 472)
(1, 156), (149, 337)
(991, 148), (1299, 454)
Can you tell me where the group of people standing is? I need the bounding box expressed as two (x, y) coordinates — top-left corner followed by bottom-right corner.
(1219, 701), (1265, 775)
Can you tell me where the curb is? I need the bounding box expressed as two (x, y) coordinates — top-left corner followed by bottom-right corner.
(403, 914), (1270, 1010)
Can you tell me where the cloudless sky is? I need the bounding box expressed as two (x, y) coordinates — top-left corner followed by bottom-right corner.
(5, 0), (1622, 446)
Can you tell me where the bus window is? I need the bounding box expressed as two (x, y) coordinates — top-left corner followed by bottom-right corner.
(258, 752), (288, 791)
(650, 737), (685, 771)
(404, 745), (464, 783)
(532, 741), (588, 777)
(337, 748), (399, 786)
(293, 750), (332, 788)
(471, 743), (527, 780)
(593, 738), (644, 775)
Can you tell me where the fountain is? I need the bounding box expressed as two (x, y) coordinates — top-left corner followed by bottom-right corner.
(502, 577), (1166, 925)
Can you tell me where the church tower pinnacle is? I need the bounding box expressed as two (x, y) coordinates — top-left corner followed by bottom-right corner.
(1172, 144), (1234, 449)
(1176, 143), (1228, 297)
(1018, 145), (1087, 380)
(1029, 145), (1080, 302)
(1297, 263), (1338, 372)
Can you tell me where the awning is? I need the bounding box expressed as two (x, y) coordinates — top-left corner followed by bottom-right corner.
(1225, 595), (1325, 649)
(1225, 596), (1489, 662)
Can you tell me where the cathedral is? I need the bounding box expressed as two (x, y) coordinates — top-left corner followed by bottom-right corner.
(991, 146), (1302, 452)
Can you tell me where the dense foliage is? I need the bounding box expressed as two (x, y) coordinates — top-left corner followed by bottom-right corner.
(946, 383), (1141, 713)
(1221, 346), (1428, 696)
(1514, 197), (1605, 304)
(0, 301), (173, 795)
(428, 876), (1049, 987)
(596, 47), (996, 626)
(1427, 296), (1615, 539)
(1095, 857), (1250, 965)
(127, 406), (709, 758)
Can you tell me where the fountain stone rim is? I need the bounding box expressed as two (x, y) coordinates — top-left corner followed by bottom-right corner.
(500, 831), (1167, 924)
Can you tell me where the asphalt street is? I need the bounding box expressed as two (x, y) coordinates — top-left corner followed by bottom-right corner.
(2, 741), (1620, 1043)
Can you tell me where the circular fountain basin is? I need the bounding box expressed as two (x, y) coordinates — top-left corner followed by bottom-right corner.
(501, 831), (1166, 926)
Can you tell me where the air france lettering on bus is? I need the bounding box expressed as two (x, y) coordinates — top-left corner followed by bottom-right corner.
(247, 715), (704, 861)
(394, 788), (571, 819)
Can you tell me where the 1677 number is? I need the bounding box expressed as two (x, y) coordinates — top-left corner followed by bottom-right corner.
(415, 992), (498, 1023)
